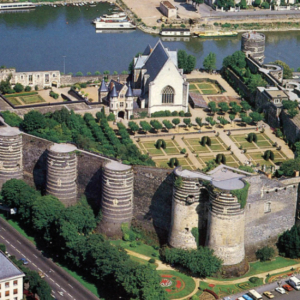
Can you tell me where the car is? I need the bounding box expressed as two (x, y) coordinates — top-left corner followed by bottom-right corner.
(20, 258), (28, 265)
(58, 291), (64, 296)
(242, 295), (253, 300)
(283, 284), (293, 291)
(263, 291), (274, 299)
(275, 287), (286, 294)
(38, 271), (45, 278)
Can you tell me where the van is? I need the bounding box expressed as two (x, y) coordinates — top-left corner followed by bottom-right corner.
(289, 276), (300, 290)
(248, 289), (263, 300)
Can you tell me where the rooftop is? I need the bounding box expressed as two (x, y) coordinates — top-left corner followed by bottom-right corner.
(161, 0), (176, 9)
(0, 251), (25, 281)
(0, 126), (21, 137)
(266, 90), (288, 98)
(50, 143), (77, 153)
(106, 160), (132, 171)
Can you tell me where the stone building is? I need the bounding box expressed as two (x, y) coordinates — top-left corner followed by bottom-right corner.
(98, 79), (134, 119)
(159, 1), (177, 19)
(0, 68), (60, 89)
(132, 40), (189, 115)
(241, 32), (265, 64)
(0, 251), (25, 300)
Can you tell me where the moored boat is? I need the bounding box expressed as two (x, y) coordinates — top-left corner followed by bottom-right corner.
(195, 31), (238, 38)
(93, 12), (136, 30)
(160, 28), (191, 37)
(0, 2), (35, 10)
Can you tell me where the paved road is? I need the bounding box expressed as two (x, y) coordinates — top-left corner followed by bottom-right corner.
(0, 216), (100, 300)
(229, 274), (300, 300)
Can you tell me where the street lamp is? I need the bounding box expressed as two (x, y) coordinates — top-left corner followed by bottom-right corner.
(63, 56), (66, 74)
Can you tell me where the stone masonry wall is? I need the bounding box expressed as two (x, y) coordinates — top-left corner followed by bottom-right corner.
(280, 110), (300, 143)
(244, 175), (298, 261)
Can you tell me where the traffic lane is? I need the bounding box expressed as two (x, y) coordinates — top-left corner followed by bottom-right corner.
(230, 275), (300, 299)
(0, 217), (99, 300)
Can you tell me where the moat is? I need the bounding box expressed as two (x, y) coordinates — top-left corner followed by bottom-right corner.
(1, 3), (300, 74)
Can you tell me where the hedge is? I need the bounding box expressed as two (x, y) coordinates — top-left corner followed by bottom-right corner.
(231, 181), (250, 209)
(5, 91), (38, 98)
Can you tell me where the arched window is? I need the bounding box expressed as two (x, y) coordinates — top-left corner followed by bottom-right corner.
(161, 86), (174, 104)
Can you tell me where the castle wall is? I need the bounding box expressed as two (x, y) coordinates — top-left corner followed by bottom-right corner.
(244, 175), (298, 261)
(280, 110), (300, 143)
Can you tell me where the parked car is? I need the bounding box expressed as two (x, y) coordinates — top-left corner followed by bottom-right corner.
(38, 271), (45, 278)
(275, 287), (286, 294)
(242, 295), (253, 300)
(263, 291), (274, 299)
(283, 284), (293, 291)
(20, 258), (28, 265)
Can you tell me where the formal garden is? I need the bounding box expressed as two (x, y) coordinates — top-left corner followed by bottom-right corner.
(5, 92), (46, 105)
(189, 81), (221, 95)
(155, 157), (196, 170)
(183, 136), (227, 153)
(138, 139), (181, 156)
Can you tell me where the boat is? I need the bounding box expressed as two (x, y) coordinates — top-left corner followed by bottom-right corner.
(0, 2), (35, 10)
(195, 31), (238, 38)
(160, 28), (191, 37)
(93, 12), (136, 30)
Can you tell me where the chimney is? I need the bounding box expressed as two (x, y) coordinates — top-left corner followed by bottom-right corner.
(295, 170), (299, 177)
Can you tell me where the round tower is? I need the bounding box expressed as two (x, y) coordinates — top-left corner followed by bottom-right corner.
(0, 127), (23, 188)
(241, 31), (265, 64)
(206, 178), (247, 274)
(169, 168), (209, 249)
(46, 143), (77, 206)
(99, 161), (133, 238)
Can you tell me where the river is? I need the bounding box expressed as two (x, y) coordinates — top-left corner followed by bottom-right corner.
(1, 3), (300, 74)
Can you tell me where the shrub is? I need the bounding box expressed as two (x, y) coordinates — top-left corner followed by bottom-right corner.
(201, 136), (208, 146)
(76, 71), (83, 76)
(184, 112), (192, 117)
(34, 85), (39, 91)
(249, 276), (260, 284)
(80, 83), (87, 88)
(25, 86), (31, 92)
(13, 83), (24, 93)
(156, 139), (162, 149)
(148, 258), (155, 263)
(179, 110), (185, 117)
(1, 111), (22, 127)
(256, 246), (275, 262)
(181, 148), (187, 154)
(172, 111), (178, 116)
(107, 113), (115, 121)
(206, 136), (211, 146)
(130, 241), (137, 248)
(49, 90), (59, 99)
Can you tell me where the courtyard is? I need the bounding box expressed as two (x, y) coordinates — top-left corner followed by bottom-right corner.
(189, 81), (221, 95)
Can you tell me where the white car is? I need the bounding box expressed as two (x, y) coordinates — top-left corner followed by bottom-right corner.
(275, 287), (286, 294)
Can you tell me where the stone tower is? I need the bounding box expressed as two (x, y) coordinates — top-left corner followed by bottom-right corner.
(241, 31), (265, 64)
(99, 161), (134, 238)
(169, 168), (210, 249)
(98, 78), (108, 103)
(0, 127), (23, 188)
(46, 143), (78, 206)
(125, 83), (134, 120)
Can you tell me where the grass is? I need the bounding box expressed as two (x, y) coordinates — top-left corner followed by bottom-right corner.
(201, 89), (218, 95)
(256, 140), (272, 148)
(157, 270), (196, 299)
(164, 147), (179, 155)
(147, 148), (164, 156)
(58, 264), (101, 297)
(110, 240), (160, 258)
(0, 213), (36, 245)
(129, 256), (157, 269)
(155, 159), (171, 169)
(20, 94), (46, 104)
(8, 97), (22, 105)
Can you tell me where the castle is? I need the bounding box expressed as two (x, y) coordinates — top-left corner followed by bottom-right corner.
(1, 127), (299, 277)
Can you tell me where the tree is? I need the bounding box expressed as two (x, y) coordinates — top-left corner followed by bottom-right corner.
(177, 50), (188, 72)
(76, 71), (83, 76)
(186, 55), (196, 74)
(94, 71), (101, 75)
(279, 158), (300, 176)
(172, 118), (180, 128)
(0, 243), (6, 253)
(208, 101), (218, 115)
(196, 117), (203, 128)
(13, 83), (24, 93)
(241, 115), (252, 125)
(1, 111), (22, 127)
(183, 118), (191, 128)
(25, 85), (31, 92)
(249, 112), (263, 124)
(240, 0), (247, 8)
(217, 116), (229, 127)
(248, 74), (267, 93)
(274, 60), (293, 79)
(21, 110), (46, 132)
(261, 1), (270, 8)
(241, 100), (251, 112)
(150, 120), (162, 132)
(277, 225), (300, 258)
(163, 120), (173, 132)
(253, 0), (261, 6)
(218, 102), (229, 114)
(223, 51), (246, 69)
(288, 108), (298, 118)
(0, 74), (12, 94)
(203, 52), (216, 73)
(229, 114), (235, 122)
(282, 100), (298, 110)
(231, 104), (242, 115)
(128, 121), (140, 134)
(140, 121), (152, 134)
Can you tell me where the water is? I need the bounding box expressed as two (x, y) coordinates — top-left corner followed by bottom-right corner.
(1, 4), (300, 74)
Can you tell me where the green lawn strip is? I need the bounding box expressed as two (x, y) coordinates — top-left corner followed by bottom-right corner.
(20, 95), (46, 104)
(189, 84), (197, 89)
(154, 159), (171, 169)
(164, 148), (179, 155)
(8, 97), (22, 105)
(147, 148), (165, 156)
(57, 264), (100, 297)
(232, 135), (247, 143)
(157, 270), (196, 299)
(193, 146), (208, 152)
(201, 89), (218, 95)
(226, 162), (240, 168)
(209, 144), (226, 151)
(110, 240), (160, 258)
(185, 139), (201, 146)
(224, 156), (235, 162)
(197, 83), (214, 89)
(256, 141), (273, 148)
(240, 142), (257, 150)
(142, 141), (156, 148)
(0, 214), (36, 245)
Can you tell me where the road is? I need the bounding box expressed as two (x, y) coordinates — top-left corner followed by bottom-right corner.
(229, 274), (300, 300)
(0, 216), (100, 300)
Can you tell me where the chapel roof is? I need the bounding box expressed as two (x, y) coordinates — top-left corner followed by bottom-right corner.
(125, 83), (133, 97)
(98, 78), (108, 92)
(143, 44), (152, 55)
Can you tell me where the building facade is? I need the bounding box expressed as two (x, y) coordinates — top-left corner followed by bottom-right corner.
(159, 1), (177, 18)
(0, 251), (25, 300)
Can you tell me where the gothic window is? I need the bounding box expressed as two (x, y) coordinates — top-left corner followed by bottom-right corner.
(161, 86), (174, 104)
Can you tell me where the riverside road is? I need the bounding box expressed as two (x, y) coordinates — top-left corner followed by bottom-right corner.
(0, 217), (100, 300)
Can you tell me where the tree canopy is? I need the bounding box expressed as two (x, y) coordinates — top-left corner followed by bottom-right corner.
(203, 52), (216, 72)
(178, 50), (196, 74)
(273, 60), (293, 79)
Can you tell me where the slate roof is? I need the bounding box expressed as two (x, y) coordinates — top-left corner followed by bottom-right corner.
(125, 83), (133, 97)
(143, 44), (152, 55)
(98, 79), (108, 92)
(0, 251), (24, 280)
(108, 80), (124, 93)
(143, 40), (170, 82)
(134, 55), (148, 69)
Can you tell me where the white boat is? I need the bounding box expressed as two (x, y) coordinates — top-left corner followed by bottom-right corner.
(0, 2), (35, 10)
(160, 28), (191, 37)
(93, 12), (136, 30)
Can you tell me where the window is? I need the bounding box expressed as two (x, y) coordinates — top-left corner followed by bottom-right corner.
(14, 297), (18, 300)
(5, 290), (9, 296)
(264, 202), (271, 213)
(120, 102), (124, 107)
(45, 74), (49, 84)
(37, 75), (39, 79)
(20, 75), (23, 80)
(161, 86), (174, 104)
(111, 104), (113, 108)
(13, 289), (18, 294)
(53, 74), (56, 77)
(5, 282), (9, 288)
(29, 74), (33, 83)
(13, 280), (17, 286)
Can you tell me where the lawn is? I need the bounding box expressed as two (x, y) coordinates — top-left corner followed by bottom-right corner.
(8, 97), (22, 106)
(256, 140), (273, 148)
(198, 83), (214, 89)
(110, 240), (160, 258)
(147, 148), (164, 156)
(197, 155), (215, 168)
(157, 270), (196, 299)
(129, 256), (157, 269)
(201, 89), (218, 95)
(189, 84), (197, 90)
(155, 159), (171, 169)
(164, 147), (179, 155)
(177, 157), (195, 170)
(20, 94), (46, 104)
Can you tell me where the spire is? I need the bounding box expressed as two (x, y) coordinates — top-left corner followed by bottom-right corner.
(125, 82), (133, 98)
(110, 84), (118, 98)
(98, 78), (108, 92)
